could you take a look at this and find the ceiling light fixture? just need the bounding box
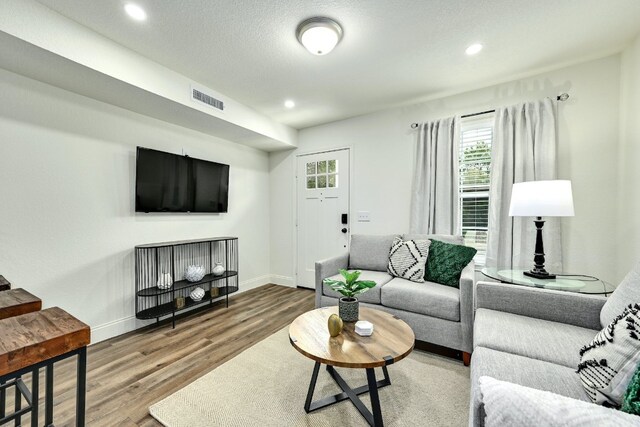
[284,100,296,109]
[296,17,343,56]
[465,43,483,55]
[124,3,147,21]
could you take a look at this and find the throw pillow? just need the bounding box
[479,376,640,427]
[577,303,640,407]
[622,362,640,415]
[424,239,476,287]
[387,238,430,283]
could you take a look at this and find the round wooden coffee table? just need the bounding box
[289,306,415,427]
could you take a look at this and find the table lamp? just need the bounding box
[509,180,574,279]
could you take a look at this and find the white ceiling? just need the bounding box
[34,0,640,129]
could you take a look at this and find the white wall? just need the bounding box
[0,69,272,342]
[270,54,624,285]
[618,35,640,278]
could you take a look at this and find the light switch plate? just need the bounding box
[357,211,370,222]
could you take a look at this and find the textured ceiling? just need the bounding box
[34,0,640,129]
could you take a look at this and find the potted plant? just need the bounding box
[323,269,376,322]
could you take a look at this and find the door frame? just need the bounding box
[293,146,353,288]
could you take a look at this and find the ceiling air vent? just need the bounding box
[191,85,224,111]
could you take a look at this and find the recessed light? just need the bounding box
[465,43,483,55]
[296,17,343,56]
[284,100,295,109]
[124,3,147,21]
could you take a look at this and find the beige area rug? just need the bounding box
[150,328,470,426]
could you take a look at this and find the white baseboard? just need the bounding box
[90,274,275,343]
[269,274,295,287]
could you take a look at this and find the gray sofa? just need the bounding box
[315,233,475,362]
[470,262,640,426]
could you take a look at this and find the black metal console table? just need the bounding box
[135,237,239,328]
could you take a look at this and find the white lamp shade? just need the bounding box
[509,180,575,217]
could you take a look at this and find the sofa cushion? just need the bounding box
[479,376,640,427]
[470,347,589,427]
[601,261,640,328]
[349,234,398,272]
[578,303,640,407]
[424,240,476,287]
[474,308,598,368]
[322,270,392,304]
[381,277,460,321]
[387,237,430,283]
[402,233,464,245]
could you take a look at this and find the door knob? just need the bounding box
[341,228,348,233]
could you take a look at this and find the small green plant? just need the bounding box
[323,269,376,300]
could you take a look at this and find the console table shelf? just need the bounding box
[135,237,238,328]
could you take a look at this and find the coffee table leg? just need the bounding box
[366,368,384,427]
[304,362,321,413]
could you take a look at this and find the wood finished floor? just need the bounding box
[26,284,315,426]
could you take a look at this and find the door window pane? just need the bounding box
[317,175,327,188]
[328,160,337,173]
[306,162,316,175]
[317,161,327,174]
[306,176,316,189]
[328,174,337,188]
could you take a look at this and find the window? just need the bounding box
[306,160,338,189]
[459,115,493,265]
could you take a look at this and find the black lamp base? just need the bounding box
[524,270,556,280]
[526,216,556,280]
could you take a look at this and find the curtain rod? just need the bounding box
[409,93,570,129]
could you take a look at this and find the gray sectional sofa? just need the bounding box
[315,233,475,361]
[470,262,640,426]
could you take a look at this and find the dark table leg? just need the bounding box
[304,362,320,412]
[45,365,54,427]
[14,377,20,427]
[366,368,384,427]
[30,369,38,427]
[76,347,87,427]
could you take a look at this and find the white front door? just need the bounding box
[296,149,350,289]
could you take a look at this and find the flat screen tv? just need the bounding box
[135,147,229,213]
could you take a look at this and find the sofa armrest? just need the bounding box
[459,261,475,354]
[314,253,349,308]
[476,281,606,330]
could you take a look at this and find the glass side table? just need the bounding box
[481,267,615,295]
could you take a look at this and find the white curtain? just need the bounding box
[485,98,562,270]
[409,116,460,235]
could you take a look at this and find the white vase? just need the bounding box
[185,265,206,282]
[157,273,173,289]
[190,287,205,301]
[212,262,226,277]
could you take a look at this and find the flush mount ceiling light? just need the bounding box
[284,100,296,109]
[124,3,147,21]
[465,43,483,55]
[296,17,343,56]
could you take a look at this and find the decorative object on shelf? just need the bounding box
[211,287,220,297]
[212,262,226,277]
[190,287,205,302]
[175,296,185,309]
[185,265,206,282]
[157,273,173,289]
[327,313,343,337]
[509,180,574,279]
[355,320,374,337]
[323,269,376,323]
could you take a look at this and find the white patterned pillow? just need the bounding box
[387,238,430,283]
[577,303,640,407]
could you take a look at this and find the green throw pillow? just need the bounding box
[424,239,476,287]
[622,363,640,415]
